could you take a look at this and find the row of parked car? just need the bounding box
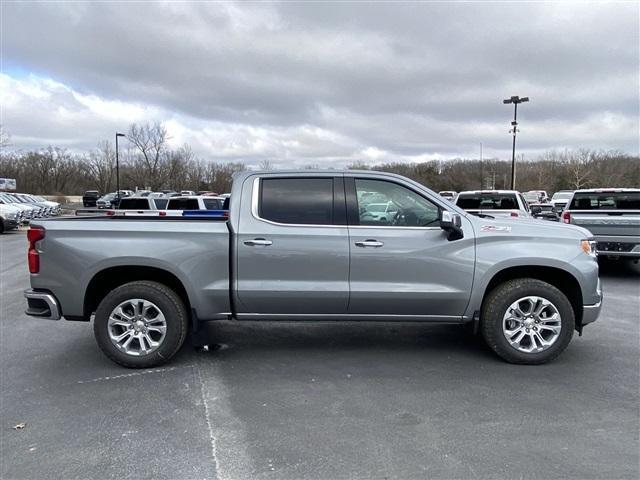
[0,193,61,233]
[437,189,577,221]
[83,190,230,209]
[78,189,230,217]
[433,188,640,260]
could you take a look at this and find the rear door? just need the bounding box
[236,175,350,316]
[346,176,475,319]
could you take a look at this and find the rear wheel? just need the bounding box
[93,281,188,368]
[0,219,4,234]
[481,278,574,364]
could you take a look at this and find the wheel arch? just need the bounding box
[84,266,191,321]
[480,266,584,329]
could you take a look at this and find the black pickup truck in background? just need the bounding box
[562,188,640,260]
[82,190,100,207]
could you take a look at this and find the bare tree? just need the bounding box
[127,122,170,189]
[0,125,10,149]
[565,149,593,189]
[86,141,116,193]
[259,159,274,170]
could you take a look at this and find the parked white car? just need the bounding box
[0,202,22,232]
[166,195,226,213]
[550,190,574,212]
[455,190,532,219]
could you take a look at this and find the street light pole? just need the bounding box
[115,132,125,196]
[503,95,529,190]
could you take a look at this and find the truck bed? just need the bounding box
[29,216,232,321]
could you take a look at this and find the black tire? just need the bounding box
[0,219,5,234]
[93,281,188,368]
[481,278,575,364]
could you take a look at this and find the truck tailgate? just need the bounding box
[571,211,640,237]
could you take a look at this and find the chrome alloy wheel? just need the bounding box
[107,299,167,356]
[502,296,562,353]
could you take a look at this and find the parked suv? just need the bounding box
[82,191,100,207]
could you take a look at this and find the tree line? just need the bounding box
[0,122,638,195]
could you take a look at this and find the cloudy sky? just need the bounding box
[2,1,638,167]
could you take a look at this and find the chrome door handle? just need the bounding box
[354,239,384,248]
[244,238,273,246]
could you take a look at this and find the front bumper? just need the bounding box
[581,278,602,326]
[24,289,61,320]
[3,218,19,229]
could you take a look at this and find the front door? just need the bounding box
[347,177,475,319]
[236,175,350,317]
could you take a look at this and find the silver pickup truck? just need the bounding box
[24,171,602,368]
[561,188,640,259]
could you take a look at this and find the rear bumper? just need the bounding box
[24,289,61,320]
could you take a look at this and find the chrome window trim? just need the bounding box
[250,176,441,230]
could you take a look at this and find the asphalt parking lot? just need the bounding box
[1,229,639,480]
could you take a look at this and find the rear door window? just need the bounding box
[259,178,333,225]
[569,192,640,210]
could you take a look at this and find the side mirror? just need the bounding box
[440,210,464,241]
[531,206,542,215]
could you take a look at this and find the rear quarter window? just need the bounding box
[570,193,640,210]
[456,193,519,210]
[167,198,200,210]
[118,198,151,210]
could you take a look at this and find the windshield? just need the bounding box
[569,192,640,210]
[456,193,519,210]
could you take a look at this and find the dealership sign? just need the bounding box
[0,178,17,190]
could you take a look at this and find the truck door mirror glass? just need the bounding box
[440,210,463,241]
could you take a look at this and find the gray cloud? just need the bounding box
[2,1,638,166]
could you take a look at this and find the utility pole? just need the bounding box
[503,95,529,190]
[115,132,126,197]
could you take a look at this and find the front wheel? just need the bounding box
[481,278,575,364]
[93,281,188,368]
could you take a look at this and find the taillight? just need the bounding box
[27,226,45,274]
[510,211,519,217]
[159,211,167,216]
[106,210,116,216]
[562,210,571,224]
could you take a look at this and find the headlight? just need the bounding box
[7,212,17,219]
[581,239,597,258]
